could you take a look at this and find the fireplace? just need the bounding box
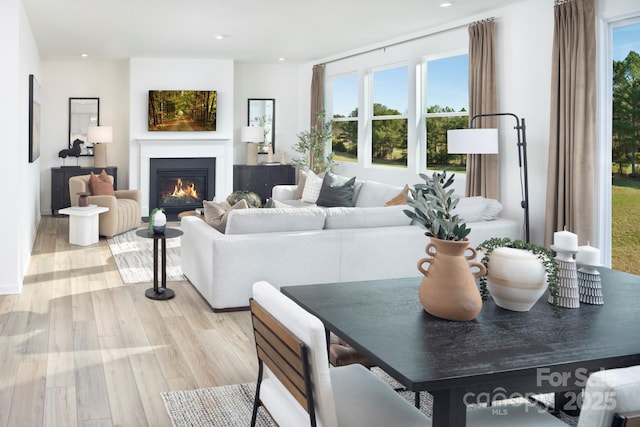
[149,157,215,220]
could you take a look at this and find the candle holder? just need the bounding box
[549,245,580,308]
[577,263,603,305]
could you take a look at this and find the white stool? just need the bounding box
[59,205,109,246]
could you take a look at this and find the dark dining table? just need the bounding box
[281,267,640,427]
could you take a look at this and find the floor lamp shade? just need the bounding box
[242,126,264,165]
[88,126,113,168]
[447,128,499,154]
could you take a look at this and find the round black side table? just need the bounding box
[135,227,183,300]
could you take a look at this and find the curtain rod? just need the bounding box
[322,17,494,66]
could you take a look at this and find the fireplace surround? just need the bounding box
[132,138,233,217]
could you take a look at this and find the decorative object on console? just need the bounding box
[477,237,559,313]
[148,208,167,234]
[58,139,83,167]
[291,110,337,174]
[242,126,264,165]
[88,125,113,168]
[279,151,286,165]
[405,171,483,321]
[448,112,530,242]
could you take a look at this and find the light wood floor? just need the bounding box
[0,216,258,426]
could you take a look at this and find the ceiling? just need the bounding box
[23,0,523,64]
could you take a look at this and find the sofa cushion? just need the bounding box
[316,173,356,207]
[293,169,308,200]
[225,207,327,234]
[452,196,503,222]
[354,181,405,207]
[324,205,412,229]
[203,199,249,233]
[301,170,324,203]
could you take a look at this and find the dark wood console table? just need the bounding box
[282,268,640,427]
[233,164,295,204]
[51,166,117,215]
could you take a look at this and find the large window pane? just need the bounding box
[373,66,408,116]
[332,75,358,162]
[425,54,469,171]
[372,118,408,167]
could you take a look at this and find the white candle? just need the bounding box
[554,229,578,251]
[577,244,600,266]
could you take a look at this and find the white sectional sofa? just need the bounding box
[180,179,521,311]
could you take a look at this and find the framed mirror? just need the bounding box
[69,97,99,156]
[248,98,275,153]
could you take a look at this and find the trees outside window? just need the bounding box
[331,75,358,162]
[372,65,408,167]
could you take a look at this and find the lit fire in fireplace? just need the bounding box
[171,178,198,199]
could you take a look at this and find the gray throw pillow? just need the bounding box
[316,173,356,207]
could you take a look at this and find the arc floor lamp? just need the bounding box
[447,113,530,243]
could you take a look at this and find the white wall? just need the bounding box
[233,63,299,165]
[40,59,130,214]
[0,0,41,294]
[293,0,554,244]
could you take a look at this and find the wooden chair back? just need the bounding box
[250,298,316,425]
[613,411,640,427]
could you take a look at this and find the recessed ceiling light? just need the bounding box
[214,34,225,40]
[440,2,453,7]
[277,57,286,62]
[81,53,88,57]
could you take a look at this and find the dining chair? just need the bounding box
[249,280,431,427]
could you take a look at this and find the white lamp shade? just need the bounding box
[241,126,264,143]
[447,128,499,154]
[87,126,113,144]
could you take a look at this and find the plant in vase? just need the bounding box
[403,171,485,321]
[290,110,337,174]
[476,237,560,314]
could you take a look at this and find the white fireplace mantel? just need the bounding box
[131,138,233,216]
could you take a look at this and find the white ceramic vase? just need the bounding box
[153,210,167,234]
[486,247,548,312]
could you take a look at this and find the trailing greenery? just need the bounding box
[291,110,337,174]
[404,171,471,241]
[147,207,165,233]
[476,237,560,314]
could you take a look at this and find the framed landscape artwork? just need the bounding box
[148,90,217,131]
[29,74,41,163]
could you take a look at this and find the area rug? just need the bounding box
[161,368,578,426]
[106,228,186,284]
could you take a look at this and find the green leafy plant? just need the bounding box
[404,171,471,241]
[291,110,337,174]
[148,207,164,233]
[476,237,560,313]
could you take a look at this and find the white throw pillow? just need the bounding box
[301,170,323,203]
[452,196,488,223]
[483,199,503,220]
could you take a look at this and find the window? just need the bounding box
[424,54,469,171]
[331,75,358,162]
[372,65,408,167]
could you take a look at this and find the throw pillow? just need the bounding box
[300,170,324,203]
[88,170,115,196]
[452,196,488,223]
[203,199,248,233]
[293,169,308,200]
[316,173,356,207]
[482,199,503,220]
[384,184,410,206]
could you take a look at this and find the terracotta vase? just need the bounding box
[417,238,486,321]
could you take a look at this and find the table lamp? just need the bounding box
[88,125,113,168]
[242,126,264,165]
